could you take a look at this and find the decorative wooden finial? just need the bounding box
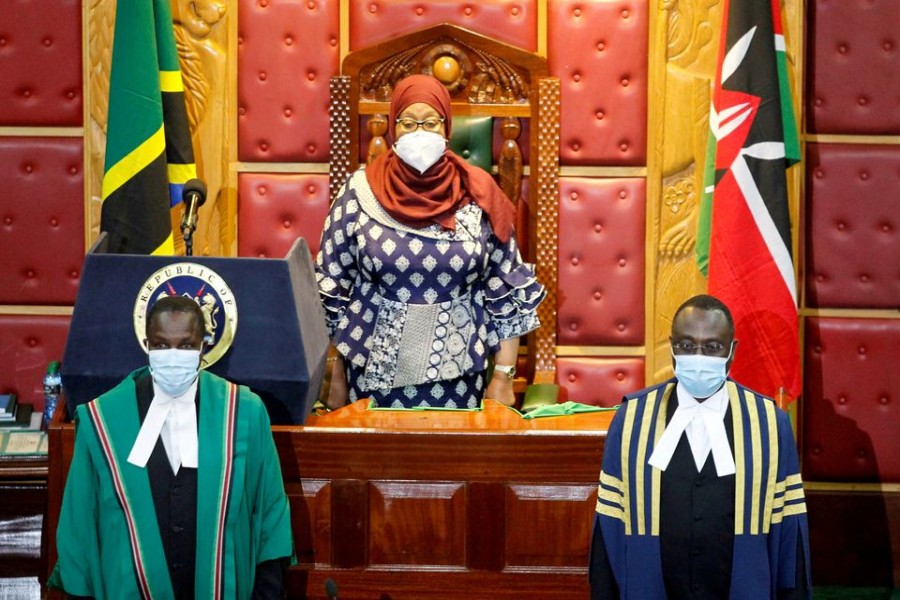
[366,114,388,164]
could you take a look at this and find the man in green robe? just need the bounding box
[50,296,293,599]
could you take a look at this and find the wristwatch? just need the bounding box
[493,364,516,380]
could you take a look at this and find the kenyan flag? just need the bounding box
[697,0,801,401]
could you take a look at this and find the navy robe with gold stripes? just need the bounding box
[590,378,811,599]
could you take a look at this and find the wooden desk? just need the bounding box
[48,400,613,599]
[0,454,47,584]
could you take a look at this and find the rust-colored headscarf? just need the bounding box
[365,74,514,242]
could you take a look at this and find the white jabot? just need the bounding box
[127,378,199,475]
[648,383,735,477]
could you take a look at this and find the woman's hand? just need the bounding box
[485,370,516,406]
[485,338,520,406]
[326,354,349,409]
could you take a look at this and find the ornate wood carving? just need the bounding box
[365,114,388,165]
[358,38,531,105]
[532,78,560,383]
[86,0,114,246]
[172,0,228,256]
[498,117,523,205]
[648,0,721,381]
[329,76,352,202]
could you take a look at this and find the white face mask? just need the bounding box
[672,345,733,399]
[393,130,447,174]
[149,349,201,397]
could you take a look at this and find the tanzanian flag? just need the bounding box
[100,0,196,255]
[697,0,801,401]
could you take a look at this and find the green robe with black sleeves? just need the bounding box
[50,368,293,599]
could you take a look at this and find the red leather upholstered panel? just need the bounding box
[0,0,82,126]
[0,138,84,305]
[548,0,648,166]
[0,314,71,410]
[237,173,330,259]
[348,0,538,52]
[238,0,339,162]
[803,318,900,482]
[557,177,645,345]
[805,143,900,308]
[557,357,644,408]
[807,0,900,134]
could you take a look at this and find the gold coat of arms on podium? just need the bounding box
[132,262,238,367]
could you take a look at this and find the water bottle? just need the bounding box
[42,361,62,431]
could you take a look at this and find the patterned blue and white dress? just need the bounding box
[316,169,546,408]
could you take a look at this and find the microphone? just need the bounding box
[180,178,207,237]
[324,578,338,599]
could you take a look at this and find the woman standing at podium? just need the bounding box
[316,74,545,409]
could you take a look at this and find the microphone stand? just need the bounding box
[182,226,195,257]
[180,178,207,257]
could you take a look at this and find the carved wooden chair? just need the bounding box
[328,23,560,387]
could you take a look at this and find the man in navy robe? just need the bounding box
[590,294,810,599]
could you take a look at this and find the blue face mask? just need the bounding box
[149,349,201,397]
[673,345,733,399]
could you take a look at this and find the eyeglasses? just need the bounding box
[396,117,445,133]
[670,341,731,355]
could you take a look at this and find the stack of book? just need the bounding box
[0,393,46,455]
[0,394,35,429]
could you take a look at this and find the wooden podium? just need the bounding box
[48,400,613,599]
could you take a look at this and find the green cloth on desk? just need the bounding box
[522,401,618,419]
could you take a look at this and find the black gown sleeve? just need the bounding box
[589,518,620,600]
[65,558,289,599]
[251,557,289,599]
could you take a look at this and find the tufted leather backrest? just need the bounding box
[805,143,900,308]
[236,0,338,261]
[553,176,645,405]
[0,2,83,126]
[803,1,900,489]
[448,116,493,173]
[347,0,538,52]
[557,177,645,345]
[0,1,84,412]
[237,173,330,259]
[556,357,644,408]
[548,0,648,166]
[238,0,339,162]
[0,138,84,305]
[804,318,900,481]
[806,0,900,134]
